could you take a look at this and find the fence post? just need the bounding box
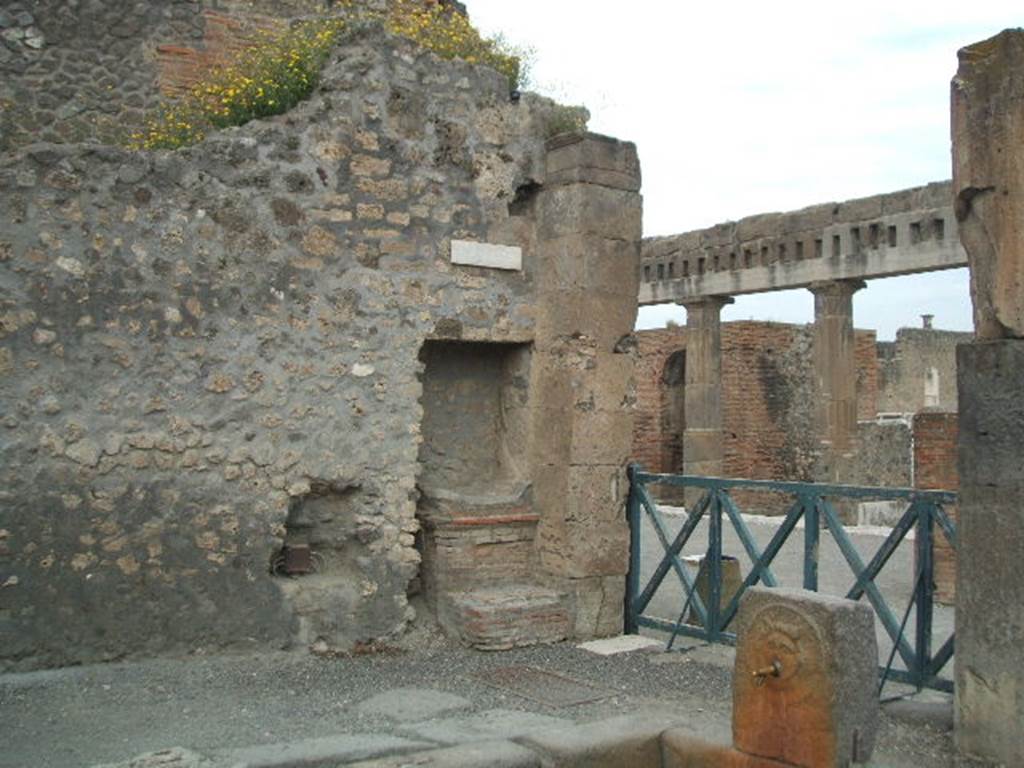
[914,501,935,688]
[804,495,820,591]
[624,464,642,634]
[708,487,723,642]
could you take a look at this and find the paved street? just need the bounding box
[0,639,972,768]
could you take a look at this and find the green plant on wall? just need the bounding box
[384,0,524,90]
[131,18,345,150]
[545,104,589,138]
[130,2,530,151]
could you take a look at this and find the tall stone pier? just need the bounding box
[681,296,732,478]
[531,133,642,638]
[952,29,1024,766]
[810,279,864,477]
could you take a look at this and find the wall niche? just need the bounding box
[416,340,532,497]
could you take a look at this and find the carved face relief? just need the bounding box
[733,600,836,766]
[746,604,826,701]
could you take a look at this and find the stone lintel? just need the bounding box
[639,233,964,305]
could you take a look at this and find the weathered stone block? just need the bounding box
[955,339,1024,765]
[836,194,884,223]
[530,406,573,468]
[348,740,541,768]
[537,235,640,297]
[732,587,879,768]
[570,410,634,465]
[581,291,640,344]
[561,519,629,578]
[952,29,1024,339]
[441,585,570,651]
[569,574,626,638]
[956,340,1024,490]
[532,290,584,339]
[517,713,679,768]
[544,132,641,192]
[579,351,635,413]
[661,730,791,768]
[537,185,643,242]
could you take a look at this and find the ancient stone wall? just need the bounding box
[0,0,437,152]
[632,321,878,511]
[631,321,972,508]
[720,322,820,486]
[0,21,638,670]
[1,0,189,150]
[833,419,912,488]
[876,327,971,414]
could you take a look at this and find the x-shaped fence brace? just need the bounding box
[625,466,958,694]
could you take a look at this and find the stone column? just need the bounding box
[810,280,865,476]
[680,296,733,477]
[530,132,642,639]
[952,30,1024,766]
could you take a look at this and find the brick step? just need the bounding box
[418,484,540,588]
[439,584,571,651]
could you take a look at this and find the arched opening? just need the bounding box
[660,349,686,474]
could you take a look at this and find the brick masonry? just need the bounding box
[913,411,959,604]
[633,322,878,504]
[0,0,440,152]
[633,321,964,514]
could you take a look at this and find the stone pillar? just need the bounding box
[530,132,641,639]
[810,280,865,477]
[680,295,732,478]
[951,29,1024,766]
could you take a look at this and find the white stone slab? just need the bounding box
[451,239,522,271]
[576,634,662,656]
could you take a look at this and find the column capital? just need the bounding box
[808,279,867,299]
[677,295,735,313]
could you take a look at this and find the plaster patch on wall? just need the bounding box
[450,240,522,271]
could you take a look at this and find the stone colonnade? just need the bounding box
[678,279,865,478]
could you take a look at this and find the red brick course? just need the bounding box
[912,412,959,604]
[631,325,688,474]
[156,11,284,98]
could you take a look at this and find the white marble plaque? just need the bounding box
[450,239,522,271]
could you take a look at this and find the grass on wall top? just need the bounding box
[130,1,526,150]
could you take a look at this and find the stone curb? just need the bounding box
[99,715,695,768]
[333,715,689,768]
[91,715,906,768]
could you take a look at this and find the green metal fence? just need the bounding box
[625,466,958,693]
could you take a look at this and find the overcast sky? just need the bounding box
[467,1,1021,339]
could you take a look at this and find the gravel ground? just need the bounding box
[0,634,997,768]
